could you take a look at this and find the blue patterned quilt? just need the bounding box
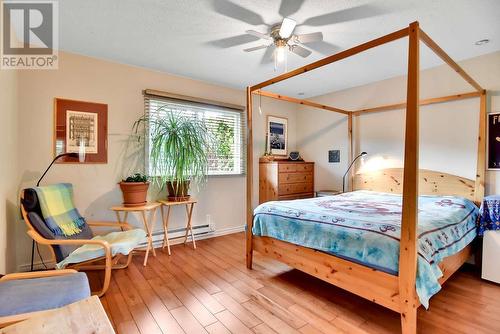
[252,190,478,308]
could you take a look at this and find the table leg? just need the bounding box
[184,203,196,249]
[161,205,172,255]
[140,210,156,266]
[149,209,157,257]
[114,211,127,231]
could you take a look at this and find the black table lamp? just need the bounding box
[342,152,367,193]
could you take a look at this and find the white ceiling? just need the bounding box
[60,0,500,98]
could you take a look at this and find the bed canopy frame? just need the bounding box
[245,22,486,334]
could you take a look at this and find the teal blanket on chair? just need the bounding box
[34,183,86,236]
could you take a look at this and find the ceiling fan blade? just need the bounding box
[305,41,339,55]
[302,4,385,26]
[290,45,312,58]
[246,30,271,40]
[213,0,266,25]
[295,32,323,44]
[261,44,276,64]
[244,44,270,52]
[208,34,260,48]
[279,0,305,18]
[279,17,297,38]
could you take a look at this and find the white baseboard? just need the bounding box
[17,224,245,272]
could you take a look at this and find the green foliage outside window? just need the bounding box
[213,120,234,171]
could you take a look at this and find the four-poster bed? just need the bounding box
[245,21,486,334]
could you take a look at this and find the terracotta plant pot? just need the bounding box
[119,182,149,207]
[166,180,190,202]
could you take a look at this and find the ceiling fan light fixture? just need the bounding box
[276,45,286,62]
[279,18,296,39]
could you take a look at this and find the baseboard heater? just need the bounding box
[138,224,213,248]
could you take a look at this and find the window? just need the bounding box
[144,92,246,176]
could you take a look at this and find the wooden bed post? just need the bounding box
[474,90,487,204]
[399,21,420,334]
[348,113,353,190]
[246,86,254,269]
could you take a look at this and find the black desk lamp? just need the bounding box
[342,152,367,193]
[30,152,81,271]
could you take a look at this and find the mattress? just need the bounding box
[252,190,478,308]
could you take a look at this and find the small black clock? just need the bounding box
[289,151,301,161]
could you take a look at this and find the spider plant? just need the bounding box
[133,107,211,200]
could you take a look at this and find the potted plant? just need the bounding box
[119,173,150,207]
[134,109,210,201]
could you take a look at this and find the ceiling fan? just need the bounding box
[243,17,322,68]
[209,0,389,69]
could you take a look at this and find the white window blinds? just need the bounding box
[144,92,246,176]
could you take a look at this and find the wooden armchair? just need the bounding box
[20,189,145,296]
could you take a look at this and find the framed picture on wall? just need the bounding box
[488,112,500,170]
[267,115,288,156]
[54,98,108,163]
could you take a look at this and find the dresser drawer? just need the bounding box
[278,164,297,173]
[278,193,314,201]
[279,182,314,195]
[279,172,313,184]
[295,164,313,172]
[278,163,314,173]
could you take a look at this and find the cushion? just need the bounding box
[23,188,94,262]
[0,272,90,317]
[56,229,147,269]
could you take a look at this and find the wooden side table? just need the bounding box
[158,199,197,255]
[316,190,342,197]
[110,202,160,266]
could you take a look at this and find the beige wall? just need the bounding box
[12,51,297,271]
[252,97,298,206]
[297,51,500,195]
[6,48,497,271]
[0,69,19,274]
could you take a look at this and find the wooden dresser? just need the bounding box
[259,160,314,204]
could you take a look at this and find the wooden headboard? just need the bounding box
[353,168,475,201]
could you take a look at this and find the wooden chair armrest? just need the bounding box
[27,230,111,250]
[0,269,77,282]
[87,221,132,230]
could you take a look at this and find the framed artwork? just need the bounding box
[54,98,108,163]
[267,115,288,156]
[487,112,500,170]
[488,112,500,170]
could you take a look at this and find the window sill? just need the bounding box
[207,173,246,178]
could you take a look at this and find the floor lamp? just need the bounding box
[31,150,84,271]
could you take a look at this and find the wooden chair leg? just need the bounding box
[96,243,112,297]
[113,252,134,269]
[400,307,417,334]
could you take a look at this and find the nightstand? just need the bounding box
[316,190,342,197]
[478,195,500,283]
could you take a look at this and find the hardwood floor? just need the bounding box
[88,233,500,334]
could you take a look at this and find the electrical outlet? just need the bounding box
[329,150,340,163]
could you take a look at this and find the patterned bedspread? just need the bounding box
[252,190,478,308]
